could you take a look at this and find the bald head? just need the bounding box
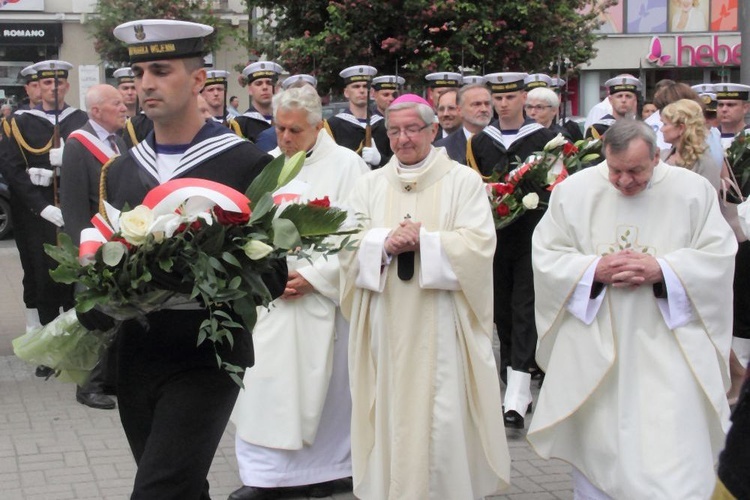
[86,84,128,133]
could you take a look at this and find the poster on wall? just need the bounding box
[0,0,45,11]
[710,0,738,31]
[669,0,710,32]
[627,0,668,33]
[593,0,624,34]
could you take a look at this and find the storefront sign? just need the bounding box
[0,0,45,11]
[676,35,741,67]
[645,35,741,68]
[0,23,62,45]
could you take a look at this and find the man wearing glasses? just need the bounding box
[341,93,510,499]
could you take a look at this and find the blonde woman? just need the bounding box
[661,98,721,190]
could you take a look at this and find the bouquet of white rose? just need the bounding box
[13,152,358,385]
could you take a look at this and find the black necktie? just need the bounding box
[398,251,415,281]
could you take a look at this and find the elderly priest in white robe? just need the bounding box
[341,94,510,500]
[229,86,369,500]
[528,119,737,499]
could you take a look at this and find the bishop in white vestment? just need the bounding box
[341,94,510,500]
[528,120,737,499]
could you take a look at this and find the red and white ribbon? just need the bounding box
[79,178,251,261]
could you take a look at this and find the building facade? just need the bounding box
[0,0,254,109]
[576,0,740,115]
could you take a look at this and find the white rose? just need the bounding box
[543,133,566,151]
[243,240,274,260]
[522,192,539,210]
[119,205,154,245]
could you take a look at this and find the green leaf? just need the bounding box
[233,296,258,332]
[272,218,302,249]
[277,205,348,238]
[276,151,306,188]
[222,251,242,268]
[248,192,275,224]
[49,266,79,284]
[101,242,127,266]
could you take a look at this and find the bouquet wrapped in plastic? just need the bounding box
[14,152,358,385]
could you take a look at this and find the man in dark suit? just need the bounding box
[102,19,285,499]
[60,84,128,410]
[434,83,492,165]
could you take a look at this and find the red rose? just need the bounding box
[562,142,579,157]
[496,203,510,217]
[308,196,331,208]
[214,205,251,225]
[494,183,514,196]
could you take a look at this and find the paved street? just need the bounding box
[0,238,573,499]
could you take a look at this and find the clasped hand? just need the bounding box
[594,250,663,288]
[281,270,314,300]
[384,219,421,255]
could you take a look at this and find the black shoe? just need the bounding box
[227,486,281,500]
[503,410,525,429]
[35,365,55,379]
[76,392,116,410]
[307,480,336,498]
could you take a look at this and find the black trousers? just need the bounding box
[494,213,541,379]
[733,241,750,339]
[10,195,37,309]
[11,196,73,324]
[717,372,750,498]
[77,333,119,395]
[117,310,249,500]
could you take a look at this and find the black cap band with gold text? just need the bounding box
[343,74,373,85]
[429,79,460,88]
[716,90,750,101]
[24,74,38,83]
[204,77,227,87]
[608,84,639,95]
[373,82,398,91]
[127,37,205,63]
[117,76,135,84]
[37,70,69,79]
[490,81,524,93]
[525,80,549,90]
[246,70,277,83]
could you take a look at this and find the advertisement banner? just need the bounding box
[0,0,45,11]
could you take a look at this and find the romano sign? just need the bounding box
[0,23,63,45]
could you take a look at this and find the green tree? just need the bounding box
[244,0,616,94]
[87,0,224,65]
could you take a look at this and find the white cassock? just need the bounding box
[528,161,737,499]
[340,147,511,500]
[230,130,369,487]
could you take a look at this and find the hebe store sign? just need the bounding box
[647,35,741,68]
[678,36,741,66]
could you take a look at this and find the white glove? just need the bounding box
[362,146,382,167]
[28,167,55,187]
[40,205,64,227]
[48,138,64,167]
